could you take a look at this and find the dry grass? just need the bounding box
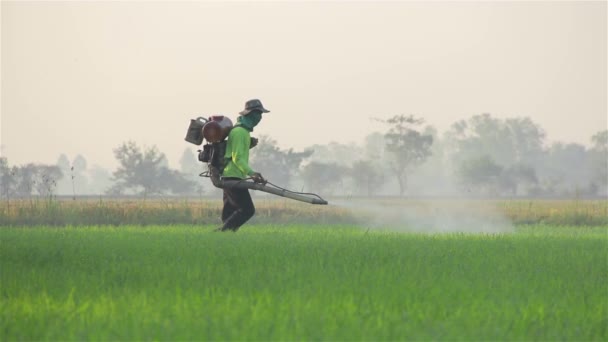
[0,197,606,226]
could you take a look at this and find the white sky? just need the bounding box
[1,1,606,169]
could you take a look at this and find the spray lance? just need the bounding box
[184,116,328,205]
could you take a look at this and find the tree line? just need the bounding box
[1,113,606,198]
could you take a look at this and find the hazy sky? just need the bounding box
[1,1,606,169]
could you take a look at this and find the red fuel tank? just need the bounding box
[202,116,233,143]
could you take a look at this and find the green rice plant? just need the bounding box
[1,225,606,340]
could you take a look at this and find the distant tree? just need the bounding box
[591,130,608,151]
[179,148,205,195]
[408,125,452,196]
[73,154,87,171]
[0,160,63,198]
[300,161,347,195]
[539,142,591,195]
[55,154,72,195]
[363,132,386,162]
[13,164,37,197]
[306,141,363,167]
[349,160,384,197]
[381,115,433,196]
[109,141,164,195]
[158,168,199,195]
[0,157,16,199]
[71,154,89,194]
[33,165,63,197]
[458,155,503,195]
[108,141,196,196]
[504,117,546,165]
[501,163,538,196]
[444,113,550,196]
[87,165,113,195]
[251,135,313,187]
[589,130,608,195]
[57,154,70,170]
[445,114,545,167]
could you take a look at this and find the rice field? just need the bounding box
[1,223,607,340]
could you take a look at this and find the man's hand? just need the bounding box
[250,137,259,149]
[251,172,266,184]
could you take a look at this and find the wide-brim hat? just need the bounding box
[239,99,270,116]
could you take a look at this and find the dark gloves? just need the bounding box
[250,137,259,149]
[251,172,266,184]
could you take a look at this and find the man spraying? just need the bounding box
[216,99,269,232]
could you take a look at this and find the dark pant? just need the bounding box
[221,178,255,231]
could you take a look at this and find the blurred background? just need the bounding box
[1,1,606,198]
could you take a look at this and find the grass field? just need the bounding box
[1,224,606,340]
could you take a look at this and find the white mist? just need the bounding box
[332,198,514,234]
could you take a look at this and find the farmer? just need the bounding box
[216,99,269,232]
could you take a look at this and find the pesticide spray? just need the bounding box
[332,197,514,234]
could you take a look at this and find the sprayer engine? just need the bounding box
[185,115,233,146]
[184,115,232,188]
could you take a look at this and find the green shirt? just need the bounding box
[222,126,255,179]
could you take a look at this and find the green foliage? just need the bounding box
[350,160,384,196]
[300,162,348,195]
[1,225,606,340]
[445,114,548,196]
[382,115,433,196]
[0,158,63,198]
[109,141,196,196]
[590,130,608,192]
[459,155,503,192]
[446,114,545,167]
[251,135,313,188]
[591,130,608,151]
[541,142,593,195]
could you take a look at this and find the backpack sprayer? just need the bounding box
[184,116,328,205]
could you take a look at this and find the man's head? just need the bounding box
[237,99,269,131]
[239,99,270,116]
